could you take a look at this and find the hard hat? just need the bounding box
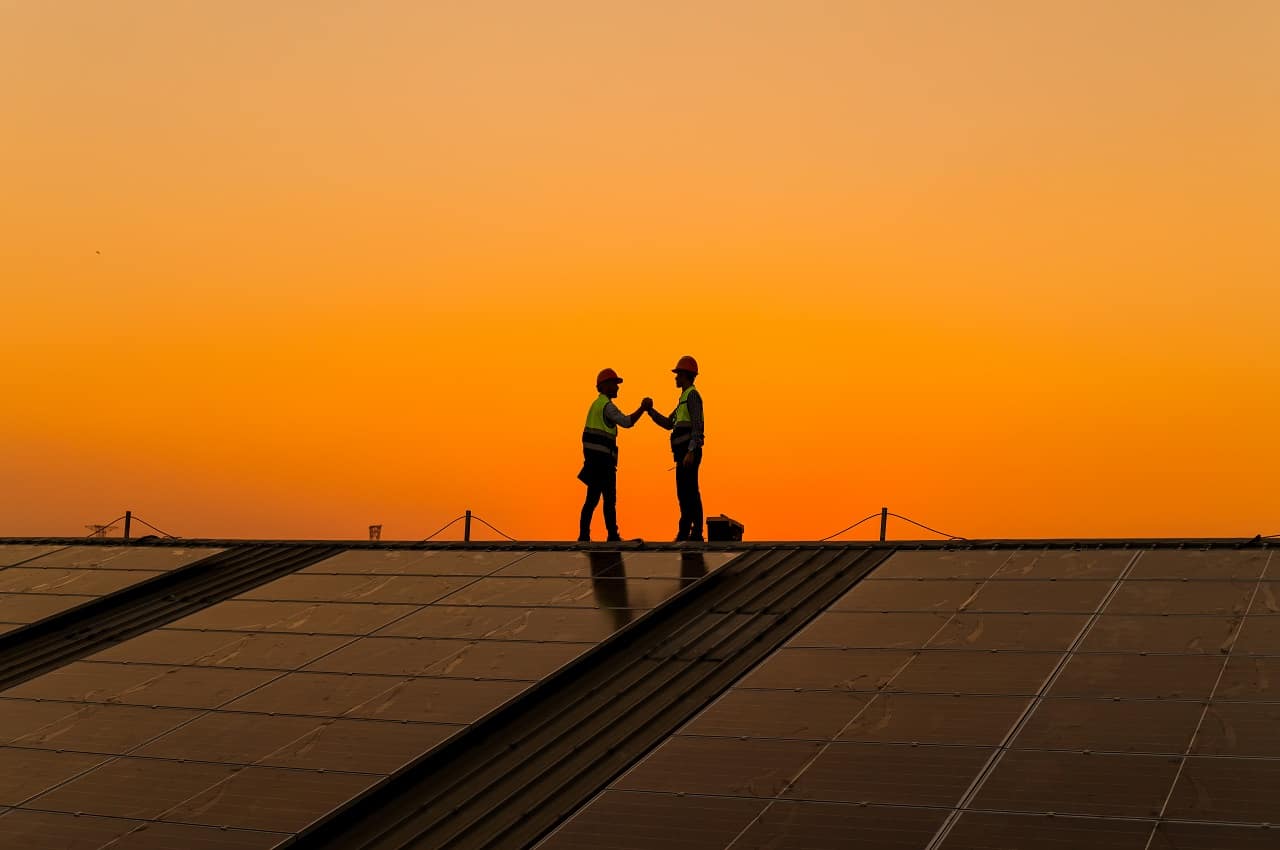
[596,368,623,384]
[671,355,699,375]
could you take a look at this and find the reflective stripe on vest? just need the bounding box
[583,394,618,457]
[671,386,696,448]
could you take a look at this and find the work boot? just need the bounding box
[606,531,623,543]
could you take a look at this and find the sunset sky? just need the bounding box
[3,1,1277,541]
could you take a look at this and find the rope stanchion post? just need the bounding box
[123,511,132,542]
[464,510,472,543]
[879,507,888,542]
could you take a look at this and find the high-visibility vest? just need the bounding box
[671,386,699,451]
[582,394,618,461]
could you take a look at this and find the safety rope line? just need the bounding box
[888,511,966,540]
[418,515,467,543]
[820,510,966,541]
[129,516,178,538]
[470,514,518,542]
[818,512,882,542]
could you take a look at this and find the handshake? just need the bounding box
[639,397,655,412]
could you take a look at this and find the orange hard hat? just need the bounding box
[596,368,623,385]
[671,355,699,375]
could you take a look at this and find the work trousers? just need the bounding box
[674,448,703,541]
[579,465,618,540]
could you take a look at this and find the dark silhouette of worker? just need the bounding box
[646,356,705,542]
[579,368,652,542]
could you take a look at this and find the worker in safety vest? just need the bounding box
[645,355,705,542]
[579,368,652,542]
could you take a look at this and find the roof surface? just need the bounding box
[0,538,1275,849]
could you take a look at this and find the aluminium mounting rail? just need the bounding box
[290,544,896,850]
[0,543,343,691]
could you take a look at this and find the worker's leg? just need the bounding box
[686,449,703,541]
[676,449,703,541]
[673,457,688,541]
[602,469,619,540]
[579,482,602,541]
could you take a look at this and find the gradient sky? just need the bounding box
[3,1,1278,541]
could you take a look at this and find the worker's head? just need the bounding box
[671,355,698,388]
[596,368,623,398]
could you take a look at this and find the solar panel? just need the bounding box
[1104,580,1255,615]
[536,791,767,850]
[924,612,1087,651]
[0,546,222,633]
[540,546,1280,850]
[992,549,1134,579]
[375,604,631,642]
[963,579,1112,612]
[0,701,202,752]
[1080,614,1241,653]
[614,736,823,797]
[940,811,1154,849]
[790,612,952,648]
[1191,702,1280,756]
[870,549,1014,579]
[831,579,986,612]
[169,600,421,634]
[299,548,526,576]
[236,573,475,604]
[836,693,1032,746]
[972,750,1179,817]
[739,648,915,690]
[1048,653,1223,699]
[496,551,737,578]
[1012,697,1203,753]
[0,545,65,567]
[729,800,948,850]
[783,742,993,806]
[1150,821,1280,849]
[0,546,738,843]
[680,689,870,740]
[0,808,286,850]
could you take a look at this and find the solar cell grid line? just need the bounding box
[918,547,1146,849]
[1138,550,1277,850]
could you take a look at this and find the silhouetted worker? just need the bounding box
[647,355,705,542]
[579,368,652,542]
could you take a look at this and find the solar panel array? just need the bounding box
[0,545,222,636]
[0,548,733,849]
[539,547,1280,850]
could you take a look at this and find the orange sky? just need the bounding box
[3,1,1278,541]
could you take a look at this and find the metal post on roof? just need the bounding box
[123,511,132,542]
[464,510,472,543]
[879,507,888,542]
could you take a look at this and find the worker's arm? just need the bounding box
[605,400,650,429]
[686,390,704,452]
[647,406,675,430]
